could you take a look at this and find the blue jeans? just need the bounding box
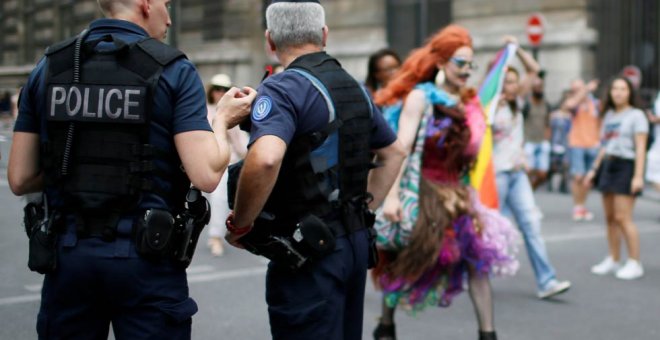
[524,141,551,171]
[569,147,599,176]
[496,170,557,291]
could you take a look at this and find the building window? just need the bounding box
[202,0,225,41]
[386,0,452,58]
[591,0,660,98]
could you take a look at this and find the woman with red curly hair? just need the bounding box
[371,25,519,340]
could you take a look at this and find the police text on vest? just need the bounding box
[47,84,147,123]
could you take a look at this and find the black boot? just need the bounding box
[373,322,396,340]
[479,331,497,340]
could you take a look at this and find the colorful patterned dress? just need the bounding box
[374,82,520,312]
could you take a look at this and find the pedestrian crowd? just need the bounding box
[4,0,660,339]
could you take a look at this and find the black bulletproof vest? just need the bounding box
[43,33,189,217]
[261,52,373,231]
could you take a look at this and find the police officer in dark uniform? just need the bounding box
[7,0,256,338]
[225,1,406,339]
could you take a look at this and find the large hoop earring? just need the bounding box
[435,69,445,87]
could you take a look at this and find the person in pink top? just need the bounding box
[562,79,601,221]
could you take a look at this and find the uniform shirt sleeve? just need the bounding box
[14,58,47,134]
[369,104,397,149]
[249,72,395,150]
[248,73,302,146]
[166,60,211,134]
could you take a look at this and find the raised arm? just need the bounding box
[503,36,541,97]
[562,80,598,111]
[175,87,256,193]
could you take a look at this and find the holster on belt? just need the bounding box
[24,202,62,274]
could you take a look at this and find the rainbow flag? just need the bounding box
[469,44,517,209]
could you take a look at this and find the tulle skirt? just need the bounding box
[374,181,520,313]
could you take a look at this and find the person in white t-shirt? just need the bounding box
[585,77,649,280]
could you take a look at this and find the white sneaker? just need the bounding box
[537,279,571,299]
[615,259,644,280]
[591,256,620,275]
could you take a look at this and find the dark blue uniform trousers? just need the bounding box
[37,238,197,339]
[266,228,370,340]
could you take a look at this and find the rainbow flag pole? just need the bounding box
[469,44,518,209]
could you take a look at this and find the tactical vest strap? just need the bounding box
[137,38,186,65]
[288,52,373,203]
[45,36,78,56]
[260,52,373,229]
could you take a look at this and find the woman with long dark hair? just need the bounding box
[586,77,648,280]
[365,49,402,98]
[371,25,519,340]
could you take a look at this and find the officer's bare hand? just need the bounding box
[215,87,257,129]
[225,231,246,249]
[224,211,253,249]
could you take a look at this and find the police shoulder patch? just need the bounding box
[252,96,273,121]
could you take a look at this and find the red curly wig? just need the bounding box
[375,24,473,106]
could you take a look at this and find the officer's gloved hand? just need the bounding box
[224,211,253,249]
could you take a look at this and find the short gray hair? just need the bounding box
[266,2,325,51]
[97,0,135,16]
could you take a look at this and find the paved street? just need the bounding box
[1,129,659,340]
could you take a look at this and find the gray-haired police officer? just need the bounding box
[226,1,406,339]
[8,0,255,338]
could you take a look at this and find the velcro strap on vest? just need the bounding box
[75,212,121,241]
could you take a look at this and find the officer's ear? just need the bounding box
[265,30,276,53]
[322,26,328,48]
[137,0,150,18]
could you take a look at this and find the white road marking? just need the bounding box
[545,225,660,243]
[0,294,41,306]
[3,226,660,307]
[187,266,266,284]
[23,284,42,293]
[0,266,267,307]
[186,264,215,274]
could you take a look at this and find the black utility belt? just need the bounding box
[241,215,347,272]
[240,209,377,272]
[72,207,208,269]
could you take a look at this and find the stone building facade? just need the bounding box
[0,0,657,105]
